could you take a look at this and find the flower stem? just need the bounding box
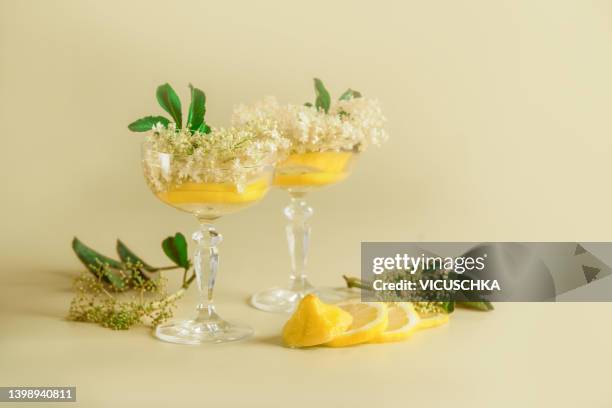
[150,288,186,309]
[181,271,196,289]
[157,265,183,271]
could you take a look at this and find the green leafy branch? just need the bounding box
[342,275,494,313]
[305,78,362,113]
[128,83,211,134]
[69,233,196,330]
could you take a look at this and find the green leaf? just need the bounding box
[441,301,455,313]
[339,88,362,101]
[313,78,331,113]
[162,233,190,269]
[127,116,170,132]
[187,84,206,131]
[457,301,494,311]
[198,122,211,134]
[101,272,125,291]
[342,275,370,290]
[116,239,157,272]
[72,237,125,290]
[156,83,182,129]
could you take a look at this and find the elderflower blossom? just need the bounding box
[232,95,388,154]
[142,119,288,192]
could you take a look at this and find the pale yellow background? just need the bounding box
[1,0,612,407]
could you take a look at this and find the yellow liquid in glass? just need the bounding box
[274,152,353,192]
[156,178,269,219]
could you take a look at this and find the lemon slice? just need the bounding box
[417,311,450,329]
[325,301,388,347]
[282,294,353,348]
[370,303,420,343]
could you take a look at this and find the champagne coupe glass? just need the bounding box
[142,141,274,344]
[251,149,358,312]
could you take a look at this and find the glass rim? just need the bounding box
[141,142,277,170]
[288,144,361,154]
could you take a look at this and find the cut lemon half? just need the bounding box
[282,294,353,348]
[325,301,388,347]
[417,311,450,329]
[370,303,420,343]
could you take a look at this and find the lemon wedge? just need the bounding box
[325,301,388,347]
[417,311,450,329]
[370,303,420,343]
[282,294,353,348]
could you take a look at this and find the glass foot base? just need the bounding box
[250,286,361,313]
[155,318,253,345]
[250,287,304,313]
[316,287,361,303]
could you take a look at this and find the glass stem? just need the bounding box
[284,194,314,295]
[193,223,223,321]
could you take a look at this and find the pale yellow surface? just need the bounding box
[1,0,612,407]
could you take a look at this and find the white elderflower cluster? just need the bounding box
[143,120,288,192]
[232,96,388,154]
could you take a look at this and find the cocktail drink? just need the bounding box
[273,151,354,191]
[238,79,389,313]
[250,150,357,312]
[143,143,274,343]
[131,83,285,341]
[156,178,270,218]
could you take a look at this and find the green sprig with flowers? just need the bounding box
[69,234,195,330]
